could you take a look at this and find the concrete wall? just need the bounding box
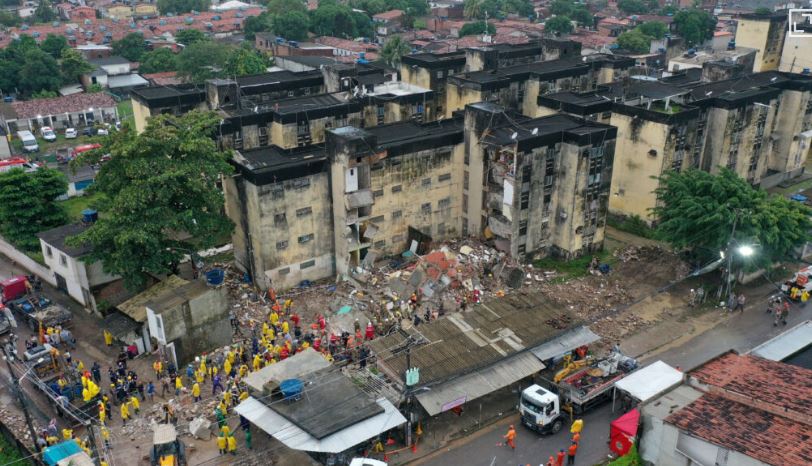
[131,98,151,134]
[40,240,92,308]
[735,18,786,72]
[608,113,668,222]
[0,236,55,286]
[159,286,232,365]
[780,32,812,73]
[771,89,812,173]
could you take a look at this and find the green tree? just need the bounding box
[545,15,573,35]
[0,168,68,252]
[658,5,677,15]
[68,111,234,290]
[33,0,56,22]
[570,7,593,27]
[503,0,534,18]
[176,41,231,83]
[60,47,94,84]
[244,12,273,41]
[653,168,812,269]
[86,83,104,93]
[617,29,652,53]
[0,10,21,27]
[549,0,572,16]
[381,36,411,67]
[0,55,20,94]
[112,33,147,62]
[617,0,653,14]
[31,89,59,99]
[41,34,68,58]
[266,0,307,16]
[309,3,359,38]
[754,7,772,15]
[673,8,716,46]
[272,11,310,41]
[139,47,178,73]
[464,0,483,19]
[352,11,373,38]
[174,29,208,45]
[637,21,668,39]
[19,49,61,95]
[157,0,210,14]
[223,47,267,76]
[459,21,496,36]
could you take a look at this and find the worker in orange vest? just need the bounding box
[503,425,516,450]
[572,431,580,444]
[556,449,565,466]
[567,442,578,465]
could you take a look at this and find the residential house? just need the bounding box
[83,56,148,94]
[639,351,812,466]
[734,11,788,72]
[780,17,812,73]
[36,222,122,313]
[114,275,186,357]
[314,36,380,62]
[372,9,404,42]
[145,279,230,367]
[0,92,118,133]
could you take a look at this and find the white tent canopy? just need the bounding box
[614,360,683,404]
[235,397,406,453]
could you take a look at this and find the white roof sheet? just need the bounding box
[415,351,545,416]
[235,396,406,453]
[107,74,149,88]
[243,348,331,393]
[749,320,812,361]
[212,0,250,10]
[614,360,683,403]
[530,326,600,361]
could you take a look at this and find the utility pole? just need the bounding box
[1,346,39,455]
[84,420,101,466]
[723,210,740,301]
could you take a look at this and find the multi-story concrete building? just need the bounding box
[734,11,788,72]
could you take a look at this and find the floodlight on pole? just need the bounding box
[737,245,755,257]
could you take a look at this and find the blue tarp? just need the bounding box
[42,440,82,465]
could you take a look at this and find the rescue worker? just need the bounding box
[101,425,111,448]
[556,449,565,466]
[104,330,113,346]
[245,429,252,450]
[175,375,184,395]
[567,442,578,465]
[227,434,237,455]
[192,382,201,402]
[503,425,516,450]
[120,402,129,425]
[130,395,140,415]
[217,434,227,455]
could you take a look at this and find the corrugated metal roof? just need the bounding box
[415,351,544,416]
[243,348,330,393]
[531,326,600,361]
[116,275,188,322]
[748,320,812,361]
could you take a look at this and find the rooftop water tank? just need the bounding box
[81,209,98,224]
[280,379,304,401]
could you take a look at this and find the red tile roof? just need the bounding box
[314,36,379,53]
[142,71,181,86]
[688,351,812,422]
[373,9,403,21]
[11,93,116,119]
[667,393,812,466]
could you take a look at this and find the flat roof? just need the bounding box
[236,69,323,88]
[243,348,331,393]
[231,144,327,186]
[145,279,211,314]
[116,275,188,322]
[362,116,463,156]
[749,321,812,362]
[264,368,384,439]
[485,112,617,148]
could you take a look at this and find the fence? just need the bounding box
[0,235,55,286]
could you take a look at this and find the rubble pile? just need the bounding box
[0,408,41,441]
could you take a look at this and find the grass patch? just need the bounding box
[533,250,616,281]
[117,99,133,122]
[27,250,45,265]
[59,191,105,222]
[0,434,29,465]
[607,214,657,239]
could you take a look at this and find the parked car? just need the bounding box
[82,127,94,137]
[39,126,57,142]
[97,127,109,136]
[65,128,77,139]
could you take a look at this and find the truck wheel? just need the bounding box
[551,419,563,434]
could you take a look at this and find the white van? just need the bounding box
[17,130,38,153]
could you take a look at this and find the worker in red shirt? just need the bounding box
[503,425,516,450]
[546,455,555,466]
[556,449,565,466]
[567,442,578,465]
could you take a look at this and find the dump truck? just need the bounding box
[18,302,72,332]
[519,351,637,434]
[151,424,186,466]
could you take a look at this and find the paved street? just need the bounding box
[414,283,812,466]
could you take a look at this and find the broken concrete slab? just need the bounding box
[189,417,211,440]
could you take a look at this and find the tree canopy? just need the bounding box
[157,0,210,15]
[459,21,496,36]
[41,34,68,59]
[463,0,533,20]
[243,12,273,41]
[59,48,94,85]
[616,21,667,53]
[33,0,57,22]
[112,33,147,62]
[272,11,310,41]
[617,0,658,14]
[653,168,812,269]
[139,47,178,74]
[69,112,234,290]
[223,46,268,76]
[175,41,232,83]
[174,29,208,46]
[673,8,716,46]
[19,48,62,95]
[381,36,412,67]
[0,168,67,252]
[309,1,366,38]
[545,16,573,36]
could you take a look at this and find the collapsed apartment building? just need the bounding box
[127,41,812,289]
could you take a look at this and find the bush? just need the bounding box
[608,214,656,239]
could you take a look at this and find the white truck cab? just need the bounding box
[519,384,563,434]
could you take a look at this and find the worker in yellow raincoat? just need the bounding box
[120,402,130,425]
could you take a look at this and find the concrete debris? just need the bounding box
[188,417,211,440]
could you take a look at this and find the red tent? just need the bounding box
[609,408,640,457]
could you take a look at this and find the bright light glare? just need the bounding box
[738,245,755,257]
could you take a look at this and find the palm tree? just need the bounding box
[464,0,483,20]
[381,36,411,68]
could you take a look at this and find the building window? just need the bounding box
[520,192,530,210]
[292,178,310,190]
[438,197,451,208]
[517,244,526,255]
[300,259,315,269]
[298,233,314,244]
[391,184,402,193]
[278,267,290,275]
[392,210,402,219]
[519,220,528,236]
[60,254,67,266]
[296,207,313,217]
[437,223,445,235]
[259,126,269,146]
[46,246,52,257]
[276,241,288,250]
[438,173,451,182]
[370,215,384,223]
[422,178,431,187]
[274,213,287,227]
[272,187,284,200]
[374,240,386,248]
[421,203,431,214]
[373,189,384,198]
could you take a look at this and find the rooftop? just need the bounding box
[266,367,384,439]
[369,291,581,387]
[235,69,324,88]
[669,47,756,66]
[116,275,188,322]
[145,279,211,314]
[37,223,92,257]
[89,56,130,66]
[372,9,404,21]
[9,93,116,120]
[363,116,463,151]
[485,112,616,147]
[233,144,327,173]
[366,80,432,97]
